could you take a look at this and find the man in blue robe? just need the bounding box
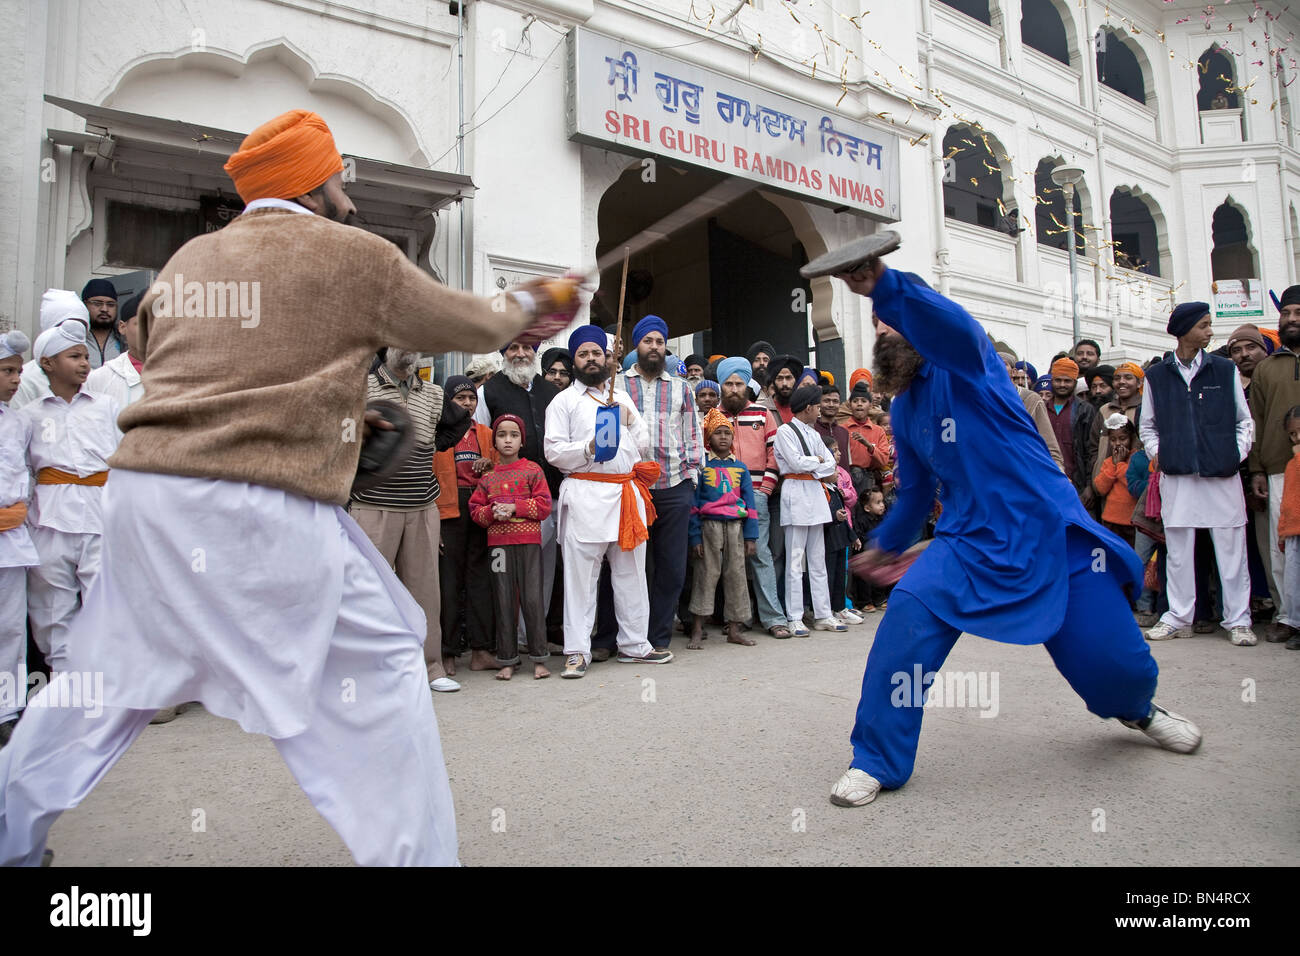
[828,260,1203,808]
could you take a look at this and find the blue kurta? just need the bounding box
[869,268,1142,645]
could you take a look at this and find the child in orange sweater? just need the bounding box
[1277,406,1300,649]
[1092,414,1139,548]
[468,414,553,680]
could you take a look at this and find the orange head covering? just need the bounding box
[1261,327,1282,351]
[1116,360,1145,383]
[223,110,345,203]
[849,367,872,390]
[702,407,733,444]
[1050,357,1080,379]
[708,353,725,364]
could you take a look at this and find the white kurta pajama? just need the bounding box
[773,417,836,623]
[0,470,459,866]
[0,404,38,724]
[544,381,655,664]
[1139,351,1255,630]
[17,383,121,674]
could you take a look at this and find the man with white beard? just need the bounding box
[351,346,470,692]
[475,342,563,647]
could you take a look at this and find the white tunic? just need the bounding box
[86,351,144,410]
[16,386,121,535]
[774,416,835,526]
[0,403,37,569]
[1138,350,1253,529]
[544,380,649,544]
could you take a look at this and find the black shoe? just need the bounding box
[616,649,674,664]
[1287,633,1300,650]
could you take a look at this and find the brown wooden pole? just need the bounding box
[607,246,630,406]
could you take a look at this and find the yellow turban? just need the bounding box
[224,110,345,203]
[1116,361,1145,382]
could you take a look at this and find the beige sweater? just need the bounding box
[110,208,530,504]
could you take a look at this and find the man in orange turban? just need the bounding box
[224,109,351,219]
[1044,355,1097,492]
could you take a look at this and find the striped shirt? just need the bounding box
[350,366,444,511]
[623,366,703,489]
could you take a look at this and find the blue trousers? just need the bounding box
[849,527,1159,789]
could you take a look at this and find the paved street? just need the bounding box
[45,616,1300,866]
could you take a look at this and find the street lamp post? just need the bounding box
[1050,164,1086,347]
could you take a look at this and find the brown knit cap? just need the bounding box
[1226,324,1266,351]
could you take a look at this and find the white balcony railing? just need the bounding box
[947,219,1018,280]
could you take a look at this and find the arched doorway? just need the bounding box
[1021,0,1075,66]
[1034,158,1086,254]
[592,161,820,373]
[943,123,1016,234]
[1109,187,1167,277]
[1210,199,1258,281]
[1096,28,1150,105]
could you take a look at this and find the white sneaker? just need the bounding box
[830,768,883,807]
[813,617,848,632]
[429,677,461,693]
[1121,704,1202,754]
[1229,626,1257,646]
[789,619,810,637]
[837,609,864,625]
[1145,622,1189,641]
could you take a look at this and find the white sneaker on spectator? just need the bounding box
[830,768,882,807]
[837,609,864,625]
[789,619,810,637]
[429,677,461,693]
[813,618,848,632]
[1120,704,1202,754]
[1229,626,1257,646]
[1145,622,1189,641]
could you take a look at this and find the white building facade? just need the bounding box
[2,0,1297,380]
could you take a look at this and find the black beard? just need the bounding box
[774,385,793,405]
[90,316,115,330]
[1281,325,1300,350]
[639,353,665,376]
[872,335,923,396]
[576,365,608,387]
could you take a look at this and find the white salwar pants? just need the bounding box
[0,470,458,866]
[1161,525,1252,630]
[784,524,831,623]
[1269,473,1293,626]
[0,567,26,723]
[561,536,654,664]
[26,527,101,675]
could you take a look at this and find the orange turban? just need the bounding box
[1116,361,1145,382]
[1050,357,1080,379]
[708,353,725,364]
[224,110,345,203]
[702,407,733,443]
[850,368,872,389]
[1261,327,1281,351]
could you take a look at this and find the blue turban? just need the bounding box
[798,366,820,387]
[1032,374,1053,393]
[622,352,637,371]
[1167,302,1210,338]
[632,314,669,345]
[567,324,607,357]
[716,356,751,386]
[674,358,688,376]
[443,375,475,398]
[695,379,720,395]
[1013,360,1037,380]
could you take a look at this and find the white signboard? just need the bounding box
[1212,278,1265,320]
[568,29,901,221]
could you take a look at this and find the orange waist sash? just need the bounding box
[568,462,661,551]
[0,502,26,532]
[37,468,108,486]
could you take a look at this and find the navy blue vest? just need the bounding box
[1145,352,1241,478]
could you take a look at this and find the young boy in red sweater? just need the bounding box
[469,414,553,680]
[1091,413,1139,548]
